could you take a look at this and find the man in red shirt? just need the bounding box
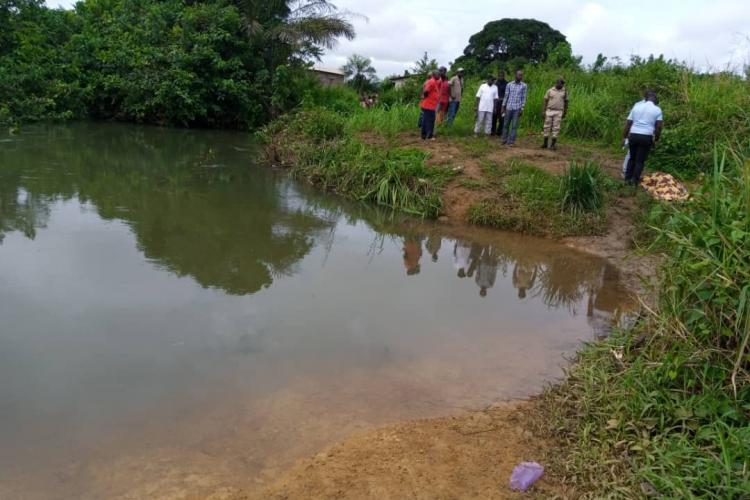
[436,67,450,126]
[420,70,440,140]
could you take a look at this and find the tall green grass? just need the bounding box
[560,161,605,214]
[536,144,750,497]
[345,103,420,137]
[262,108,453,217]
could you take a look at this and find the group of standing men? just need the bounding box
[420,68,569,150]
[419,67,664,185]
[474,71,568,149]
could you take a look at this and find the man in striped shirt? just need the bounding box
[501,70,527,146]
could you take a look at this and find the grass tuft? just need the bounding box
[560,161,605,215]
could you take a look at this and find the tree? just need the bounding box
[453,19,567,72]
[232,0,356,63]
[545,42,582,70]
[1,0,359,128]
[341,54,377,94]
[592,53,608,72]
[411,51,438,78]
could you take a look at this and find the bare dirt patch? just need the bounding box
[246,403,564,500]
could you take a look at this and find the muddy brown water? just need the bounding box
[0,123,633,498]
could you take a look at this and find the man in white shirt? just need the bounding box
[474,76,498,136]
[622,90,663,185]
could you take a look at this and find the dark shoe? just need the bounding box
[541,137,548,149]
[550,138,557,150]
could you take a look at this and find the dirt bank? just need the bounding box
[242,403,565,499]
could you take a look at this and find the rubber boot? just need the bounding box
[540,137,548,149]
[550,138,557,150]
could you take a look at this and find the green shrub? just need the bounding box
[297,108,346,142]
[302,84,360,114]
[560,161,605,214]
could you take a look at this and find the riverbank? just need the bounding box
[264,112,659,295]
[257,113,748,496]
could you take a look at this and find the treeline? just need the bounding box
[0,0,353,128]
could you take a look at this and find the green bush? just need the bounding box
[301,84,360,114]
[0,0,346,129]
[560,161,605,214]
[296,108,346,142]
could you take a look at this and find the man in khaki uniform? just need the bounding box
[541,78,568,150]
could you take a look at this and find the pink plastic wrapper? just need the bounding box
[509,461,544,491]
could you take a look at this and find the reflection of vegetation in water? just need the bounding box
[0,123,332,295]
[0,186,51,244]
[1,123,626,307]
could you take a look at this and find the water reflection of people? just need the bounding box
[465,243,483,278]
[403,237,423,275]
[475,246,498,297]
[425,234,441,262]
[453,241,471,278]
[512,260,537,299]
[586,265,625,338]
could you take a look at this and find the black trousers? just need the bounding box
[626,133,653,184]
[491,110,504,135]
[421,108,436,139]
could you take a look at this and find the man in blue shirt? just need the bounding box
[501,70,527,146]
[622,90,663,185]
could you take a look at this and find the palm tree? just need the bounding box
[233,0,356,61]
[341,54,377,94]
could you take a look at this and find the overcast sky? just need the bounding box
[47,0,750,77]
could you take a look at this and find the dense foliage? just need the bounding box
[0,0,353,128]
[538,145,750,497]
[452,18,567,74]
[0,0,84,123]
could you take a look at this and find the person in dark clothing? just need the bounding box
[491,71,508,136]
[622,90,663,185]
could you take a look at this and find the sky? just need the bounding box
[46,0,750,77]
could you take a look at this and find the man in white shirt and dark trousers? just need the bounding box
[622,90,663,186]
[474,76,498,136]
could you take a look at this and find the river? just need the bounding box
[0,122,631,498]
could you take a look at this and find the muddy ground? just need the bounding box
[245,403,565,500]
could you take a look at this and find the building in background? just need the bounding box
[388,75,411,89]
[312,67,345,86]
